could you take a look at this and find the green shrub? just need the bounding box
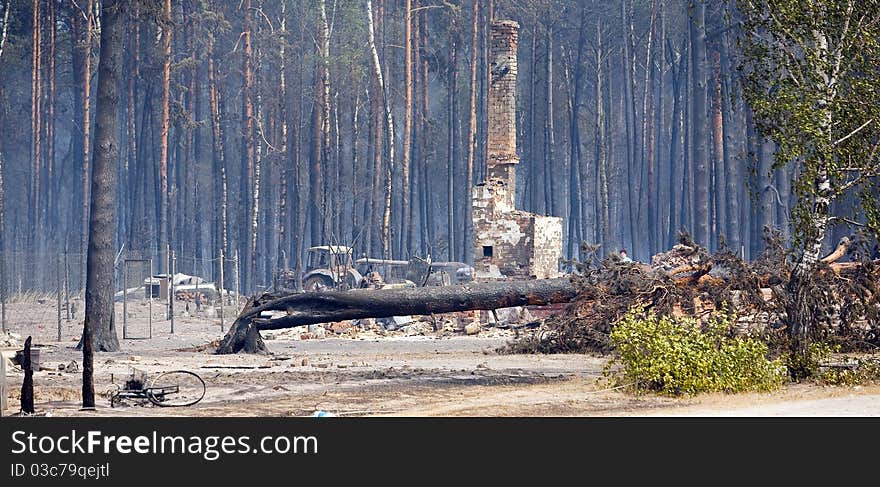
[782,341,838,380]
[817,359,880,386]
[607,306,787,395]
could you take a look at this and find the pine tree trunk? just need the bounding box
[711,49,726,249]
[157,0,172,275]
[30,0,41,266]
[622,0,638,254]
[47,0,56,244]
[81,0,124,361]
[668,40,683,248]
[720,26,739,253]
[446,23,458,262]
[463,0,478,263]
[401,0,412,257]
[567,11,586,260]
[690,0,710,248]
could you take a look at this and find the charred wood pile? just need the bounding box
[506,231,879,354]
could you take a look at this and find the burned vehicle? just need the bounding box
[274,246,363,292]
[274,246,474,292]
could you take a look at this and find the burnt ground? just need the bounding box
[2,299,880,417]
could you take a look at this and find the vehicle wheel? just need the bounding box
[109,391,122,408]
[303,275,335,292]
[147,370,206,407]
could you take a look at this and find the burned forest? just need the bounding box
[1,0,880,418]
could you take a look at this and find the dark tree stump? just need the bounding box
[215,297,270,355]
[20,336,34,414]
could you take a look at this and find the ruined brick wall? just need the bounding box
[532,216,563,279]
[473,20,562,281]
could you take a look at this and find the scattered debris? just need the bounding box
[0,332,20,348]
[57,361,79,373]
[465,323,481,336]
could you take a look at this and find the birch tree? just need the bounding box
[739,0,880,373]
[365,0,395,260]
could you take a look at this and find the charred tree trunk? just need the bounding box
[81,0,124,410]
[241,0,255,291]
[690,0,710,248]
[446,19,458,262]
[216,278,578,354]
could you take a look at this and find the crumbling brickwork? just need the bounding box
[473,20,563,281]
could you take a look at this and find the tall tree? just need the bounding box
[463,0,478,263]
[739,0,880,371]
[82,0,125,408]
[158,0,172,273]
[30,0,41,262]
[690,0,710,247]
[401,0,412,256]
[366,0,395,260]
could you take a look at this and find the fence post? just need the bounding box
[64,247,70,320]
[122,259,128,339]
[234,250,241,313]
[57,254,62,342]
[219,248,225,332]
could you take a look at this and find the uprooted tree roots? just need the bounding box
[504,230,880,355]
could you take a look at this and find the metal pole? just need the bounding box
[56,254,62,342]
[122,260,128,339]
[148,258,153,339]
[166,243,171,320]
[170,250,175,334]
[219,248,225,332]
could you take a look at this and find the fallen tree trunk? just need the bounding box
[216,278,578,354]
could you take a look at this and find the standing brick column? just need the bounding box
[486,20,519,208]
[472,20,562,281]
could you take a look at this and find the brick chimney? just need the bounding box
[485,20,520,212]
[472,20,563,281]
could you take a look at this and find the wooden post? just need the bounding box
[64,246,70,319]
[56,254,62,341]
[122,259,127,338]
[234,250,240,313]
[219,247,225,332]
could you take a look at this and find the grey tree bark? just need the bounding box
[81,0,125,407]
